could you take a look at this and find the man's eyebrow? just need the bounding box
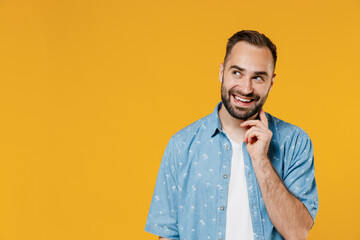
[229,65,245,72]
[254,71,269,77]
[229,65,269,77]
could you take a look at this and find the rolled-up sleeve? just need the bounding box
[283,131,319,222]
[145,137,180,239]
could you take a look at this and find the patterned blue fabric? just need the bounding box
[145,102,318,240]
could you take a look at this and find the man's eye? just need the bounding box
[254,76,263,81]
[233,71,240,76]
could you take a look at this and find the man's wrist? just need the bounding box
[251,156,272,175]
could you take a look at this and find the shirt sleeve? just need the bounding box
[145,137,180,239]
[283,131,319,222]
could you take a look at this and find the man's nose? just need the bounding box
[240,78,253,95]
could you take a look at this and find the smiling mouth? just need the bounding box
[233,94,255,103]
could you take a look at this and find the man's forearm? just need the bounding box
[253,158,313,240]
[159,237,173,240]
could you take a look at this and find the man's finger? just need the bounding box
[240,119,264,128]
[244,126,266,143]
[259,108,268,127]
[245,128,265,144]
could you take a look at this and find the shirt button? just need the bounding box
[219,206,225,211]
[226,145,230,150]
[223,174,228,179]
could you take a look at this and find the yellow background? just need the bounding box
[0,0,359,239]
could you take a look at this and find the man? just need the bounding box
[145,30,318,240]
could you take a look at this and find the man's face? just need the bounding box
[219,41,275,120]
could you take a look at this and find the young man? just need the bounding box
[145,30,319,240]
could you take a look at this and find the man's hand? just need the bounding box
[241,108,313,240]
[240,108,272,166]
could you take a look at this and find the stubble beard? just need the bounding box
[221,82,267,120]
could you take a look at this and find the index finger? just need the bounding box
[259,108,268,128]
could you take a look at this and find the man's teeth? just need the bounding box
[234,95,252,102]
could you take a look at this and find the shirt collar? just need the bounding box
[208,102,273,138]
[209,102,224,138]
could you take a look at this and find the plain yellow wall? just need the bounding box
[0,0,359,239]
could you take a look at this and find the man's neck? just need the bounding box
[218,105,258,144]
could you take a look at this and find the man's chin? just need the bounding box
[231,100,263,119]
[222,99,259,120]
[230,112,256,121]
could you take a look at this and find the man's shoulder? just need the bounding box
[266,112,311,141]
[168,113,214,144]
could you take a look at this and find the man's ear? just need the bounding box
[270,73,276,89]
[219,63,224,83]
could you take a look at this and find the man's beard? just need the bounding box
[221,83,267,120]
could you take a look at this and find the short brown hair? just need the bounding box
[224,30,277,69]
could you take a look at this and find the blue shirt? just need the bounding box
[145,102,319,240]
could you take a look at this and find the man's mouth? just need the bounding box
[233,94,255,104]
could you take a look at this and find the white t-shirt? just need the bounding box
[225,137,254,240]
